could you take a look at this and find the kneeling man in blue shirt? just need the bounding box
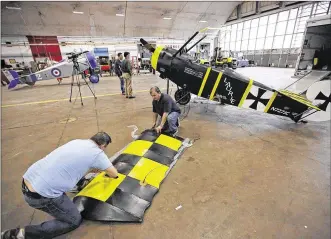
[2,132,118,239]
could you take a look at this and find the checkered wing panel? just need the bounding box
[73,129,185,222]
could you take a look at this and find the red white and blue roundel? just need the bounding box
[51,68,62,77]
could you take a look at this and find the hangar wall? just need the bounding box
[1,36,34,64]
[1,35,185,66]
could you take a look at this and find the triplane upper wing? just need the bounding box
[73,129,192,222]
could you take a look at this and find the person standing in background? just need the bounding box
[137,58,141,75]
[121,52,135,99]
[114,53,125,95]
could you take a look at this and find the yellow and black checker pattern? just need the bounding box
[74,129,184,222]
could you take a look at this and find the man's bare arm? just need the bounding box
[159,112,169,128]
[105,166,118,178]
[153,113,158,127]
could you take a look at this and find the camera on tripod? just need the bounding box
[67,51,98,105]
[66,51,89,60]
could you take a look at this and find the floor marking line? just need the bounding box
[2,87,174,108]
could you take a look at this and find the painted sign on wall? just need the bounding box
[94,48,109,56]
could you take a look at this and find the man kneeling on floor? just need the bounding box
[150,86,181,136]
[1,132,118,239]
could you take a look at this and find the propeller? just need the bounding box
[66,51,89,60]
[140,38,155,53]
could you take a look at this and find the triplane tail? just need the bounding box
[7,70,20,89]
[292,78,331,122]
[218,69,328,123]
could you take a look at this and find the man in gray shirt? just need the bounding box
[1,132,118,239]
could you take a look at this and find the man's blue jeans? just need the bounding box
[23,192,82,239]
[157,112,180,133]
[117,74,125,93]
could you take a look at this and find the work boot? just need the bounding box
[162,128,178,137]
[1,228,23,239]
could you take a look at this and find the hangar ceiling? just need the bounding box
[1,1,240,40]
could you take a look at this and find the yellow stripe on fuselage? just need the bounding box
[198,67,211,97]
[278,90,321,110]
[151,46,165,70]
[238,79,254,107]
[209,71,223,100]
[264,92,278,113]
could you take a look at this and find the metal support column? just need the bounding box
[261,15,270,66]
[253,17,261,62]
[285,7,300,67]
[267,13,280,67]
[278,11,290,67]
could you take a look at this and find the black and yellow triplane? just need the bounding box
[140,29,331,123]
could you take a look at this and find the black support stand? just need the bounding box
[67,52,97,106]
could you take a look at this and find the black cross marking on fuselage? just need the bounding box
[315,91,331,111]
[246,88,270,110]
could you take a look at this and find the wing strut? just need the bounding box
[172,27,209,58]
[186,35,207,52]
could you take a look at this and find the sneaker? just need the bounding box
[176,119,180,128]
[1,228,20,239]
[122,92,125,95]
[163,129,178,137]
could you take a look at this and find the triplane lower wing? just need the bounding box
[139,30,330,123]
[73,129,192,222]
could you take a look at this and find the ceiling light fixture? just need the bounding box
[199,20,208,23]
[73,11,84,14]
[163,17,172,20]
[6,6,21,10]
[116,13,125,17]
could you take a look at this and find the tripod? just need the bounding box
[68,52,97,106]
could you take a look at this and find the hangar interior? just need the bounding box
[1,1,330,239]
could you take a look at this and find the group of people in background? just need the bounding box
[114,52,135,99]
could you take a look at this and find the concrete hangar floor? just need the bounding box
[1,67,330,239]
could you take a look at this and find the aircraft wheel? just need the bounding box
[175,89,191,105]
[89,74,99,83]
[223,64,228,69]
[26,81,36,86]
